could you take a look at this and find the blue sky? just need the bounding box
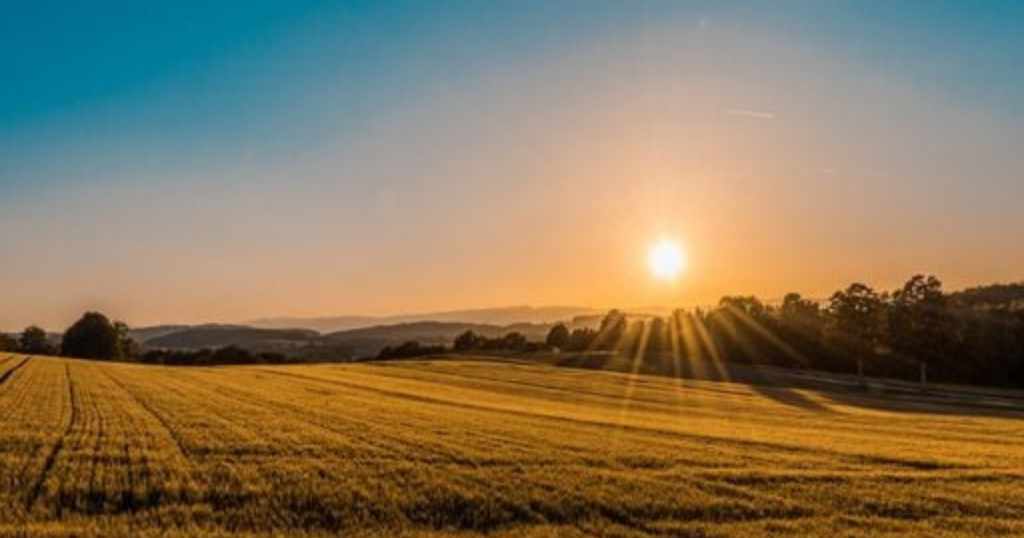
[0,1,650,188]
[3,1,1019,190]
[1,1,1023,329]
[3,1,1022,189]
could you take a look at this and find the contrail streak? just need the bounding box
[725,108,776,119]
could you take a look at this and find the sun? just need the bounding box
[649,239,686,281]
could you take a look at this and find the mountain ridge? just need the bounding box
[245,305,602,333]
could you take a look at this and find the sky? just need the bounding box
[1,1,1023,330]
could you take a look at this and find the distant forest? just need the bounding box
[3,276,1023,387]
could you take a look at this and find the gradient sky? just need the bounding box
[2,1,1023,330]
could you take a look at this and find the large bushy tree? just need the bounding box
[828,283,886,359]
[888,275,955,376]
[61,312,124,360]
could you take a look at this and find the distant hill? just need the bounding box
[135,320,563,360]
[247,306,600,333]
[129,325,191,342]
[951,283,1024,310]
[143,325,319,351]
[323,321,553,358]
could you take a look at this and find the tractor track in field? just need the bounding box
[101,368,191,460]
[158,368,429,459]
[25,363,78,511]
[0,357,31,386]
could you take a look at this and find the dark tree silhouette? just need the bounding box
[645,317,672,354]
[545,324,570,349]
[452,330,538,353]
[889,275,955,379]
[827,283,886,370]
[595,310,627,351]
[0,333,18,352]
[114,321,139,359]
[18,326,55,355]
[61,312,123,360]
[501,332,528,352]
[565,328,597,351]
[780,293,825,334]
[377,341,446,360]
[453,330,481,352]
[141,347,288,366]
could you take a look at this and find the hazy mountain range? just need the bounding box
[130,306,605,360]
[245,306,602,333]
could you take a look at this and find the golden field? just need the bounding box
[0,353,1022,537]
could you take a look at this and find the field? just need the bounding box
[0,354,1023,537]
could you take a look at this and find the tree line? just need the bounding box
[0,312,137,359]
[433,275,1023,387]
[0,312,289,366]
[4,276,1022,386]
[535,275,1024,387]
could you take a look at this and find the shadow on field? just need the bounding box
[557,353,832,412]
[817,385,1024,418]
[512,352,1024,419]
[748,383,833,413]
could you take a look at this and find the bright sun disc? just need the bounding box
[649,239,686,280]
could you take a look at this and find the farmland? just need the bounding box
[0,354,1022,537]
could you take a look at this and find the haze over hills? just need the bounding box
[132,319,591,360]
[126,306,617,359]
[142,325,320,351]
[246,305,602,333]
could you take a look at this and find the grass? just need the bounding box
[0,353,1022,537]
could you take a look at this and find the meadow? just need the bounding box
[0,353,1022,537]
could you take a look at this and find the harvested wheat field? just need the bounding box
[0,353,1022,538]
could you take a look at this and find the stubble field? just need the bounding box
[0,353,1022,537]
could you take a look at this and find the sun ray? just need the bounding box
[722,304,813,367]
[616,320,652,430]
[692,314,731,384]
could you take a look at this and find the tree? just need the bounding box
[888,275,955,379]
[0,333,18,352]
[595,310,627,351]
[377,341,446,360]
[719,296,769,319]
[707,296,778,365]
[211,346,257,365]
[114,321,139,359]
[780,293,824,332]
[645,317,672,354]
[1015,311,1024,385]
[453,330,481,352]
[61,312,123,360]
[827,283,886,374]
[501,332,528,352]
[545,324,570,349]
[18,326,55,355]
[565,328,597,352]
